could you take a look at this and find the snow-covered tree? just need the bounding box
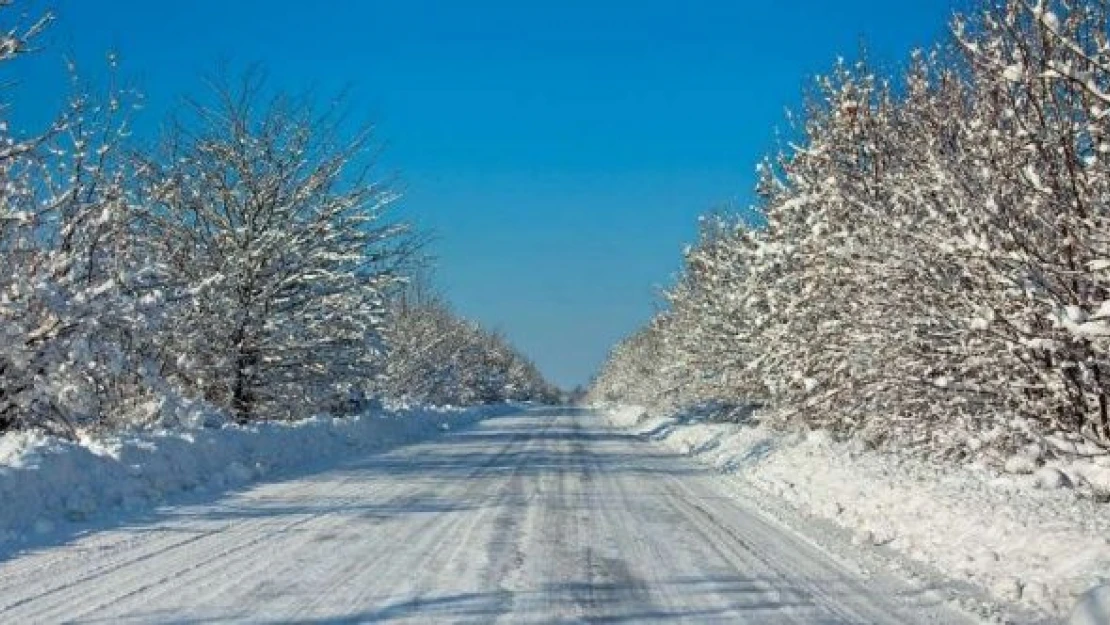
[0,6,157,436]
[592,0,1110,460]
[0,2,554,435]
[382,287,558,406]
[134,73,413,422]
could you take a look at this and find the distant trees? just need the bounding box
[591,0,1110,460]
[0,2,554,436]
[382,288,559,406]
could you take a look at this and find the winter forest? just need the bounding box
[0,3,557,438]
[591,0,1110,464]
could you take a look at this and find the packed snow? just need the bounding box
[0,408,975,623]
[0,404,515,552]
[602,405,1110,622]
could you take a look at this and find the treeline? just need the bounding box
[592,0,1110,460]
[384,291,560,407]
[0,5,553,436]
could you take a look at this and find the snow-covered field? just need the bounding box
[0,404,514,553]
[602,405,1110,623]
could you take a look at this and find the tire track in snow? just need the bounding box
[0,409,977,624]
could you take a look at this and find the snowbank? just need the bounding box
[0,404,514,547]
[605,405,648,428]
[601,406,1110,621]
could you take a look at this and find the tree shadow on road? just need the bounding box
[71,574,959,624]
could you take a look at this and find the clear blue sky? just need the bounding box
[17,0,960,388]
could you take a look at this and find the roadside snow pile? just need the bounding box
[606,405,648,428]
[0,404,512,545]
[603,405,1110,621]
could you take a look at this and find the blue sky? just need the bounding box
[17,0,960,388]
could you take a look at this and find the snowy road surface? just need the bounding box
[0,408,974,624]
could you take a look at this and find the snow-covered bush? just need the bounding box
[0,7,162,436]
[592,0,1110,461]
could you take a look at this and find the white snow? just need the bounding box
[605,404,648,428]
[1071,585,1110,625]
[1034,466,1073,490]
[1004,454,1038,475]
[0,408,975,623]
[1003,64,1024,83]
[0,404,514,549]
[602,405,1110,621]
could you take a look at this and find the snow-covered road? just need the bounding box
[0,408,974,623]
